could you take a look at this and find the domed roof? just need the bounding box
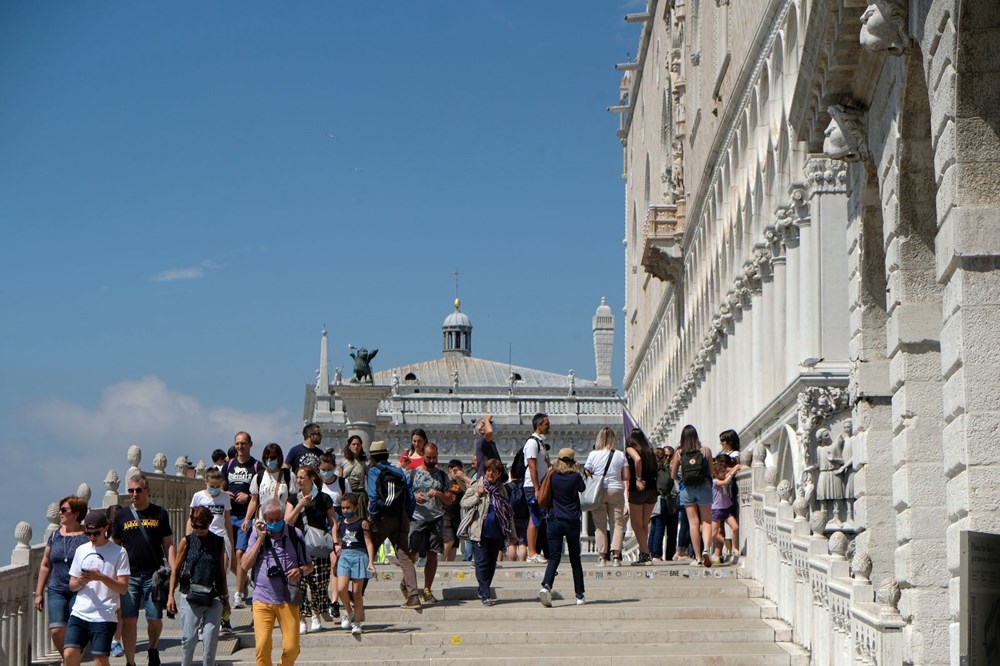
[443,310,472,328]
[595,296,612,317]
[443,298,471,329]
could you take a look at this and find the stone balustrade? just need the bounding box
[1,447,206,665]
[739,462,904,665]
[379,395,622,422]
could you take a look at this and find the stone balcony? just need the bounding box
[641,204,687,282]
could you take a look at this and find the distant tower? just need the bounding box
[313,327,332,420]
[442,298,472,357]
[593,297,614,387]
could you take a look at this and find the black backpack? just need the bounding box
[375,466,407,516]
[656,461,674,496]
[680,448,708,485]
[255,467,292,491]
[509,448,527,485]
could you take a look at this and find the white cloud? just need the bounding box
[0,377,298,556]
[151,267,205,282]
[150,259,223,282]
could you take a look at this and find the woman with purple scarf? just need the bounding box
[460,458,516,605]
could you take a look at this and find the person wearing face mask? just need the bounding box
[244,443,293,531]
[189,469,235,631]
[285,466,338,634]
[241,499,312,666]
[317,451,348,511]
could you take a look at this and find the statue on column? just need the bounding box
[391,372,400,396]
[348,345,378,384]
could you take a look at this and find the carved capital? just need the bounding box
[804,157,849,194]
[796,387,850,443]
[823,105,870,163]
[860,0,909,56]
[775,206,800,244]
[641,205,686,282]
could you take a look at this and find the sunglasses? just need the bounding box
[126,488,146,494]
[59,507,70,514]
[191,524,210,530]
[84,530,103,537]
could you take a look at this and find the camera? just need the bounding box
[266,565,283,579]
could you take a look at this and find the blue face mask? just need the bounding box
[265,520,285,533]
[309,485,319,498]
[265,459,279,470]
[341,511,355,520]
[207,487,221,497]
[319,469,336,480]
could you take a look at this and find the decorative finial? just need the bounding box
[454,298,461,310]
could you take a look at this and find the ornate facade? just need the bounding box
[304,299,622,459]
[617,0,1000,663]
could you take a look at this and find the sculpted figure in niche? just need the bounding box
[823,105,870,163]
[836,420,858,526]
[811,427,846,525]
[860,0,908,55]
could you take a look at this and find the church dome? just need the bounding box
[595,296,612,318]
[442,298,472,356]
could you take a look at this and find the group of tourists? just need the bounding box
[35,416,742,666]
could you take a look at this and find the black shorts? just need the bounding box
[408,517,444,555]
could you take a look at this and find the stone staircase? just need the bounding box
[74,557,808,665]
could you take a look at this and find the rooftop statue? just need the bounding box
[348,344,378,384]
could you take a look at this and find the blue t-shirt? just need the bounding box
[47,530,89,593]
[482,504,505,540]
[548,471,586,522]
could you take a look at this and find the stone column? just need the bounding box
[778,207,801,382]
[767,228,787,393]
[335,384,391,453]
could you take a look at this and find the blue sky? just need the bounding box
[0,1,642,553]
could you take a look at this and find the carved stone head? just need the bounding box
[776,479,793,504]
[793,496,810,519]
[810,509,829,535]
[823,105,869,162]
[829,531,849,558]
[860,0,908,55]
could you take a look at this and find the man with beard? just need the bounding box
[284,423,325,475]
[406,442,455,603]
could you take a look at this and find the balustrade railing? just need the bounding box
[1,446,205,665]
[739,452,905,665]
[378,395,622,421]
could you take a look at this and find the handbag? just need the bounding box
[580,451,616,512]
[303,524,333,558]
[186,583,214,607]
[537,468,555,509]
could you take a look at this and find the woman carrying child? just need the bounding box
[333,493,376,636]
[710,454,741,565]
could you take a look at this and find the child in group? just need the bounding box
[334,493,376,636]
[710,454,741,565]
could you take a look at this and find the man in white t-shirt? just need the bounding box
[522,412,551,563]
[64,510,130,666]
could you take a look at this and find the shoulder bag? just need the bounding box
[580,451,615,512]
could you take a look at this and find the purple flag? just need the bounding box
[623,404,637,439]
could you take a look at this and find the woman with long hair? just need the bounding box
[399,429,427,470]
[583,427,629,566]
[625,429,659,565]
[286,466,338,634]
[243,442,291,529]
[537,449,586,607]
[671,424,716,567]
[35,496,89,656]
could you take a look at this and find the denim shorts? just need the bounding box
[711,506,733,523]
[64,615,117,656]
[47,588,76,628]
[679,482,713,507]
[232,516,251,552]
[120,571,162,620]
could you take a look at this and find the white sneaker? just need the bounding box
[611,558,622,568]
[231,592,245,609]
[538,587,552,607]
[597,558,607,567]
[527,554,547,563]
[341,612,354,630]
[299,620,308,634]
[351,622,363,636]
[310,615,322,633]
[576,596,585,605]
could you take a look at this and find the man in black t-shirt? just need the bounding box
[111,473,174,666]
[284,422,325,474]
[473,414,503,479]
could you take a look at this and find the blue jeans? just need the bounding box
[648,498,679,558]
[677,507,694,557]
[231,515,251,552]
[64,616,116,656]
[472,537,505,601]
[121,571,162,620]
[178,594,223,666]
[541,518,584,599]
